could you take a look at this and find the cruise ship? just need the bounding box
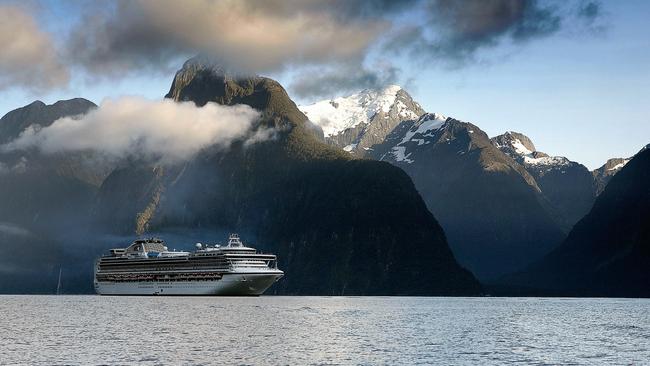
[94,234,283,296]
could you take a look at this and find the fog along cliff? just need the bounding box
[89,58,481,295]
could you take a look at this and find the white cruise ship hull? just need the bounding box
[95,272,283,296]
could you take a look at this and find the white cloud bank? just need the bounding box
[2,97,262,163]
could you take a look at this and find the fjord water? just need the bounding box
[1,296,647,365]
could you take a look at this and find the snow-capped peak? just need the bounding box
[492,131,536,155]
[298,85,420,138]
[492,131,572,168]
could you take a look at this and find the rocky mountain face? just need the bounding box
[592,157,631,195]
[370,116,565,280]
[592,144,649,195]
[92,58,481,295]
[492,131,596,230]
[506,148,650,297]
[299,85,424,156]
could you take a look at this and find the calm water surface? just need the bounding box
[0,296,648,365]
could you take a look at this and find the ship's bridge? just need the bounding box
[220,233,257,253]
[193,234,258,256]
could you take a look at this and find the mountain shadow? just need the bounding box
[502,147,650,297]
[372,116,566,281]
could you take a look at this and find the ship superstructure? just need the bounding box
[94,234,283,296]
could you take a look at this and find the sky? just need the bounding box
[0,0,648,169]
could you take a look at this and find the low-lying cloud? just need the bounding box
[0,5,69,92]
[0,222,32,237]
[0,157,27,175]
[2,97,262,163]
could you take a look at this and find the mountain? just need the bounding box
[0,98,100,226]
[302,89,574,280]
[507,147,650,297]
[369,115,565,280]
[492,131,595,230]
[592,144,650,195]
[92,58,481,295]
[299,85,424,156]
[0,98,95,143]
[0,98,100,293]
[592,157,631,195]
[0,98,111,186]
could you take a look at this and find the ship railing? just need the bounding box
[226,258,280,271]
[221,253,277,260]
[96,271,224,282]
[97,268,231,275]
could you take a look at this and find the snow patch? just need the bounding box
[523,155,570,166]
[387,113,447,164]
[398,113,446,147]
[343,143,358,152]
[391,146,413,163]
[511,138,533,155]
[608,159,630,171]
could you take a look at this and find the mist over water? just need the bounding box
[1,296,647,365]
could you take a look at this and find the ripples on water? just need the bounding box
[0,296,648,365]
